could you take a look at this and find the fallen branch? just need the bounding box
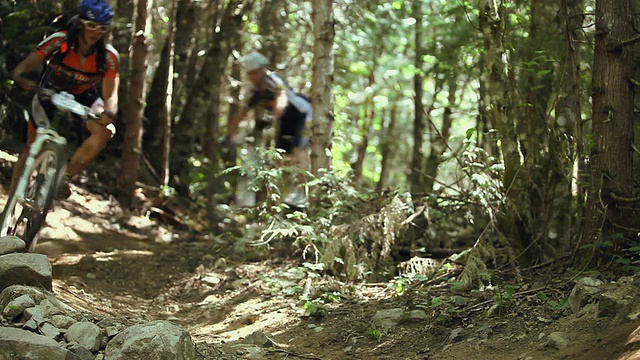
[465,286,547,313]
[266,348,323,360]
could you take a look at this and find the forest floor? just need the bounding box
[1,153,640,360]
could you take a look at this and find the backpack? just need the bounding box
[48,14,107,74]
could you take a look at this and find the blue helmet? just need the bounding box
[79,0,114,25]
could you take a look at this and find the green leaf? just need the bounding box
[466,128,475,140]
[348,61,370,76]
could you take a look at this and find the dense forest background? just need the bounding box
[1,0,640,286]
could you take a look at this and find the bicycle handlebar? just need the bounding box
[47,90,99,119]
[20,73,99,120]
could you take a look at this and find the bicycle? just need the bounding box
[0,88,99,252]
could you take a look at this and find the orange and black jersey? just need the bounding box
[36,31,119,95]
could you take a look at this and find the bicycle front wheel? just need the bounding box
[0,142,67,252]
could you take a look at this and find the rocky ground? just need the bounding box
[1,168,640,359]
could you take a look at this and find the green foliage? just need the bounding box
[547,297,570,313]
[367,328,383,342]
[388,273,428,296]
[416,294,465,323]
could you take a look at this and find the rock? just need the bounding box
[38,298,65,317]
[105,326,120,338]
[68,343,95,360]
[449,327,464,342]
[230,279,250,290]
[213,258,227,269]
[547,332,568,350]
[0,253,53,292]
[24,306,45,324]
[598,293,624,318]
[105,320,198,360]
[228,344,265,360]
[371,308,405,330]
[44,294,78,314]
[0,285,46,310]
[241,330,275,347]
[3,294,36,320]
[400,309,429,324]
[23,319,38,331]
[48,314,78,329]
[202,275,221,286]
[569,277,604,314]
[38,322,61,339]
[0,236,26,255]
[67,321,103,352]
[0,326,79,360]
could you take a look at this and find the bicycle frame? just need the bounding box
[0,90,97,243]
[8,128,67,215]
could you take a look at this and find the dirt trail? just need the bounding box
[5,186,640,360]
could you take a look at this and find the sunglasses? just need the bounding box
[80,19,109,33]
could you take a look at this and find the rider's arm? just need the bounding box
[11,52,43,90]
[99,46,120,125]
[273,89,288,119]
[99,76,119,125]
[229,107,249,136]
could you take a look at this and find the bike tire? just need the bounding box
[0,142,67,252]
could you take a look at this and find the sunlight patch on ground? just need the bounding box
[52,253,85,266]
[621,324,640,360]
[44,207,103,237]
[191,297,297,342]
[67,191,114,215]
[92,249,155,261]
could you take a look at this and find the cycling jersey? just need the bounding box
[247,71,312,120]
[35,31,119,95]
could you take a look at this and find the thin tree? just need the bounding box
[409,0,425,193]
[161,0,178,188]
[117,0,152,206]
[310,0,335,176]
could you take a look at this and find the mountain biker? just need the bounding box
[228,51,312,206]
[10,0,119,198]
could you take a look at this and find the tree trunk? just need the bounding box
[582,0,635,252]
[423,75,457,191]
[161,0,178,188]
[351,105,374,184]
[310,0,335,176]
[171,0,198,115]
[409,0,424,193]
[377,102,399,191]
[259,0,288,66]
[116,0,152,207]
[113,0,135,106]
[555,0,584,247]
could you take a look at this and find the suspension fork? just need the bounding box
[13,128,67,201]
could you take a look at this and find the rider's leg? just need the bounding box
[65,95,115,178]
[277,107,309,206]
[66,121,114,177]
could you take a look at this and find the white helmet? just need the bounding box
[240,51,268,72]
